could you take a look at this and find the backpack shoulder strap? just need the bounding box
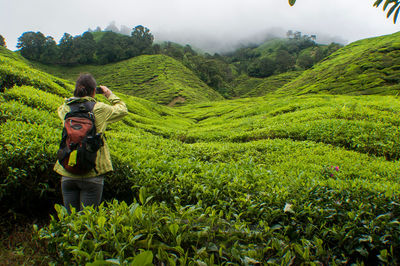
[84,101,96,112]
[68,101,95,112]
[65,101,96,121]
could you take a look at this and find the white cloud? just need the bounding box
[0,0,398,51]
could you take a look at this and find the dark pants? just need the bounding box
[61,179,103,213]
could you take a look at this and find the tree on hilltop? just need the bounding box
[131,25,154,55]
[40,36,58,64]
[17,31,47,61]
[248,57,276,78]
[74,31,96,64]
[59,33,76,65]
[0,34,6,48]
[275,49,295,73]
[97,31,125,64]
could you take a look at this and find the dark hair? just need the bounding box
[74,73,97,97]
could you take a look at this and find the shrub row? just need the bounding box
[1,80,399,264]
[39,184,399,265]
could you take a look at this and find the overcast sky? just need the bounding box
[1,0,399,52]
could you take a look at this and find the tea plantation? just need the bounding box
[278,31,400,96]
[32,54,224,105]
[0,32,400,265]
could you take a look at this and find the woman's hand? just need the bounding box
[98,85,112,98]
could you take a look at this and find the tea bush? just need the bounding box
[179,95,400,159]
[32,54,224,105]
[1,48,400,264]
[278,31,400,96]
[0,56,72,97]
[39,184,399,264]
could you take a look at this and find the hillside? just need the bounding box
[33,54,224,105]
[0,47,73,96]
[231,71,302,97]
[277,31,400,95]
[1,40,400,264]
[223,37,341,97]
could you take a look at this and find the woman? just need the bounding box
[54,73,128,213]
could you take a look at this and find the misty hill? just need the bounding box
[277,31,400,95]
[221,36,342,97]
[13,28,343,99]
[7,29,400,102]
[33,54,224,105]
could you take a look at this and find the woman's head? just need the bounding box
[74,73,97,97]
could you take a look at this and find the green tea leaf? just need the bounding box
[131,251,153,266]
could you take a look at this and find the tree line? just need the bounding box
[16,25,154,65]
[225,33,342,79]
[157,42,235,97]
[9,26,342,98]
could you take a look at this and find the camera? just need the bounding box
[95,86,103,94]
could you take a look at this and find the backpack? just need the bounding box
[57,101,103,175]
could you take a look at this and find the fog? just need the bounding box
[1,0,398,52]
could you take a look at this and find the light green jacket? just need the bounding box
[53,94,128,178]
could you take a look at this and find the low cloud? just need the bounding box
[1,0,397,51]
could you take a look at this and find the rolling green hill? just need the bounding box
[277,31,400,95]
[225,38,341,97]
[0,47,73,96]
[254,38,289,57]
[231,71,302,97]
[33,54,224,105]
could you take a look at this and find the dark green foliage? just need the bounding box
[96,27,153,64]
[16,27,155,65]
[230,36,339,97]
[247,57,276,78]
[58,33,75,65]
[159,42,185,60]
[39,36,58,64]
[131,25,154,55]
[226,38,340,81]
[225,46,261,75]
[17,31,48,61]
[74,32,96,64]
[157,42,234,97]
[0,34,6,48]
[185,55,234,97]
[296,51,314,69]
[96,31,126,64]
[296,45,336,69]
[275,49,296,73]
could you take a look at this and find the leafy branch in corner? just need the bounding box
[288,0,400,23]
[374,0,400,23]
